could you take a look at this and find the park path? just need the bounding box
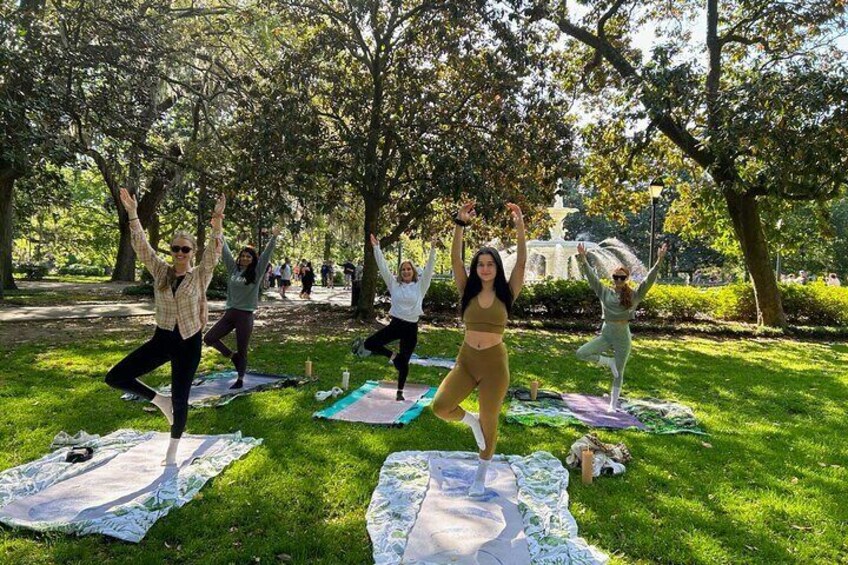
[0,283,353,322]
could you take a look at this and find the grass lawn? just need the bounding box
[0,314,846,564]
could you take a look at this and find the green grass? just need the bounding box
[0,289,119,307]
[1,322,847,564]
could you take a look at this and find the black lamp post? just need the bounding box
[648,178,664,267]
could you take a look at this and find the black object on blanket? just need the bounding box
[65,446,93,463]
[508,386,563,401]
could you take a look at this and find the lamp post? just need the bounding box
[648,178,664,267]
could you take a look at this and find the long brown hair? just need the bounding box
[615,267,633,309]
[158,231,197,291]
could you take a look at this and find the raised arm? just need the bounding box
[419,241,438,296]
[256,226,280,275]
[371,234,395,290]
[221,237,236,274]
[635,243,668,301]
[196,194,225,286]
[119,188,167,278]
[507,203,526,297]
[451,202,475,294]
[577,243,605,297]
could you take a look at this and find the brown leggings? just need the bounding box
[431,342,510,460]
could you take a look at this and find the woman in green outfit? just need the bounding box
[576,241,667,412]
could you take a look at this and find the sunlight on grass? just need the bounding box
[1,325,847,563]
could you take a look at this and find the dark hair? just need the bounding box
[461,247,513,315]
[614,267,632,309]
[238,247,260,285]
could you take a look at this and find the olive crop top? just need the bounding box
[463,295,507,334]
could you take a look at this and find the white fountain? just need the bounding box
[501,196,647,281]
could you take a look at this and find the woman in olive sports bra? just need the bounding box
[431,201,526,496]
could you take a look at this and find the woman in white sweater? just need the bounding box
[352,234,437,400]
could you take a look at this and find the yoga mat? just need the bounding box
[313,381,435,426]
[409,354,456,369]
[403,457,531,564]
[122,370,306,408]
[562,393,646,430]
[0,429,261,542]
[367,451,608,565]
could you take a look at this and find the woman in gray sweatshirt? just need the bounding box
[203,226,279,388]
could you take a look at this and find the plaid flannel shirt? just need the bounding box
[130,220,222,339]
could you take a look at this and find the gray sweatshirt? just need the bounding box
[222,236,278,312]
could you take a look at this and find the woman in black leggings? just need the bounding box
[106,188,224,465]
[203,226,279,389]
[352,234,437,400]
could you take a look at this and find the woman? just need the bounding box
[353,234,437,401]
[107,188,224,465]
[203,227,280,389]
[431,201,526,496]
[575,241,667,412]
[300,261,315,299]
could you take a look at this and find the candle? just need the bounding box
[342,370,350,389]
[530,380,539,401]
[305,358,313,378]
[581,449,594,485]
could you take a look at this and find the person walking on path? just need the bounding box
[300,261,315,299]
[279,258,293,298]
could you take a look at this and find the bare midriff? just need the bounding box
[464,330,504,350]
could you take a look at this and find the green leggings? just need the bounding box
[576,322,631,377]
[431,342,510,460]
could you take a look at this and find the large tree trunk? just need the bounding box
[355,197,380,319]
[724,190,786,327]
[112,219,137,281]
[0,173,18,291]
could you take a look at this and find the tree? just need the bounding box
[248,0,576,317]
[0,0,68,291]
[525,0,848,325]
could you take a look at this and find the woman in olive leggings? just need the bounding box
[575,241,667,411]
[431,201,526,496]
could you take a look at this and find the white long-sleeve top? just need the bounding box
[374,244,437,323]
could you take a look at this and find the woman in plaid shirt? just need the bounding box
[106,188,225,466]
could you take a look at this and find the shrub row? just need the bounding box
[421,279,848,326]
[58,264,105,276]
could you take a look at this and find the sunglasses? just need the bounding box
[170,245,193,254]
[612,274,628,281]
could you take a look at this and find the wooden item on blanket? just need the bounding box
[530,380,539,401]
[581,449,594,485]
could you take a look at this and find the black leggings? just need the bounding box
[203,308,254,376]
[105,327,202,439]
[364,317,418,390]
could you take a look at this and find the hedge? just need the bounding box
[58,264,105,276]
[421,279,848,327]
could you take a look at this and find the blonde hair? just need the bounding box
[158,230,197,291]
[396,260,418,284]
[613,267,633,309]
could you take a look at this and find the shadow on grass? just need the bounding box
[1,329,847,563]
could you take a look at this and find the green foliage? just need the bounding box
[57,264,104,277]
[424,278,848,327]
[422,279,458,312]
[122,284,154,297]
[13,263,48,280]
[640,285,716,321]
[712,284,759,321]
